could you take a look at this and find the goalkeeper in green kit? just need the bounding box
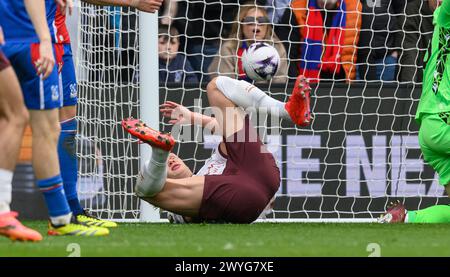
[379,0,450,224]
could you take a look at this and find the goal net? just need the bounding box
[76,0,449,222]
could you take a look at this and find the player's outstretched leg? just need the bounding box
[122,118,175,197]
[0,60,41,242]
[122,118,204,217]
[208,75,312,127]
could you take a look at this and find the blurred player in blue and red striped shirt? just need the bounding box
[0,0,163,237]
[0,0,110,237]
[0,6,44,242]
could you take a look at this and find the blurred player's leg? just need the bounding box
[0,63,29,213]
[57,44,116,228]
[379,187,450,224]
[379,198,450,224]
[58,107,80,214]
[30,109,70,221]
[30,106,108,236]
[407,206,450,223]
[406,114,450,223]
[405,185,450,223]
[0,54,42,242]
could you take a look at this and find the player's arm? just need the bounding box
[437,0,450,28]
[81,0,163,13]
[24,0,55,79]
[160,101,219,132]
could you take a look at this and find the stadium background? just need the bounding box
[11,82,450,219]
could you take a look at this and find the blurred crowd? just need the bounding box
[154,0,438,84]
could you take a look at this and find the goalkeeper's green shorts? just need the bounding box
[418,113,450,186]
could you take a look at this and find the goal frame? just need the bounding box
[138,11,161,222]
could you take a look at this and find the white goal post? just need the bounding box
[75,1,448,223]
[138,11,161,222]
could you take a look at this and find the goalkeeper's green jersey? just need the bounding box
[416,1,450,124]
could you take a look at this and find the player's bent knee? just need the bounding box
[10,110,29,133]
[5,106,28,129]
[31,117,61,141]
[48,121,62,140]
[15,107,29,127]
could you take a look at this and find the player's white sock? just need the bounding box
[136,148,169,197]
[216,76,289,119]
[0,168,13,213]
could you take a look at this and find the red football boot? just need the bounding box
[0,211,43,242]
[378,200,407,223]
[122,117,175,152]
[285,75,312,127]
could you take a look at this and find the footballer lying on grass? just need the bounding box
[122,75,311,223]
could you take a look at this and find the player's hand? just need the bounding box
[36,40,55,80]
[56,0,73,16]
[0,27,4,45]
[130,0,163,13]
[160,101,192,125]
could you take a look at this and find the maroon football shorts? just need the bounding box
[199,116,280,223]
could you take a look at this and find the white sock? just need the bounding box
[0,168,13,213]
[216,76,289,119]
[136,148,169,197]
[50,212,72,226]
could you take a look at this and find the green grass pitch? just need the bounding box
[1,222,449,257]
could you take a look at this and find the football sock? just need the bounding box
[37,175,72,225]
[215,76,289,119]
[406,205,450,223]
[58,118,83,215]
[136,147,169,197]
[0,168,13,213]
